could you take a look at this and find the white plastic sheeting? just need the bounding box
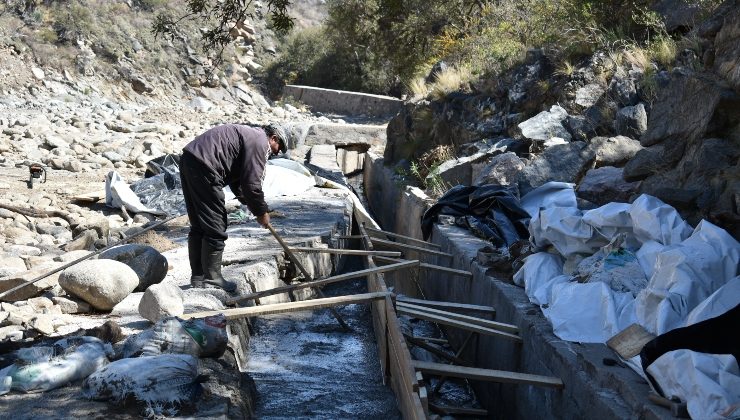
[263,160,315,197]
[635,221,740,335]
[512,189,740,419]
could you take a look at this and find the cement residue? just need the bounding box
[130,230,179,253]
[247,276,400,419]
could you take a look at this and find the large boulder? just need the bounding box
[0,265,61,302]
[577,166,641,205]
[138,283,184,323]
[473,152,526,186]
[516,141,595,194]
[428,152,492,187]
[588,135,643,167]
[713,3,740,91]
[59,260,139,311]
[516,105,571,143]
[614,103,648,139]
[99,244,168,292]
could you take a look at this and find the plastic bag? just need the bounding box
[0,336,112,395]
[574,234,647,297]
[122,314,227,359]
[130,166,186,216]
[83,354,205,417]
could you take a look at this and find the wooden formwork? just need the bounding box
[359,223,428,419]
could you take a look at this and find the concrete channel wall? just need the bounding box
[363,153,671,419]
[283,85,403,117]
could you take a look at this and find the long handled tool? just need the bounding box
[266,223,351,331]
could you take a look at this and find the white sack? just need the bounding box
[512,252,563,305]
[685,276,740,326]
[629,195,692,246]
[582,202,639,249]
[262,164,315,197]
[532,274,570,307]
[105,171,164,215]
[519,181,577,218]
[635,220,740,335]
[530,206,608,257]
[544,281,634,343]
[647,350,740,420]
[635,240,667,279]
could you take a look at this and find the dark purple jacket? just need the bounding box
[183,124,271,215]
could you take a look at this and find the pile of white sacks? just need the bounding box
[513,182,740,420]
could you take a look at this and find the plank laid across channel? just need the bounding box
[413,360,564,389]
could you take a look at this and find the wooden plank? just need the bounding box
[397,302,516,334]
[404,334,471,366]
[397,306,522,343]
[607,323,656,359]
[397,296,496,316]
[71,189,105,202]
[370,237,453,258]
[289,247,401,257]
[413,336,448,345]
[227,260,419,305]
[365,226,442,249]
[334,235,364,239]
[181,292,390,320]
[374,256,473,278]
[414,360,564,389]
[429,403,488,416]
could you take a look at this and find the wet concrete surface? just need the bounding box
[247,259,400,419]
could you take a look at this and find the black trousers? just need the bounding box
[180,151,228,251]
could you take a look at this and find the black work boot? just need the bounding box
[201,242,237,292]
[188,235,205,288]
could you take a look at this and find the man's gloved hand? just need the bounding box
[256,212,270,228]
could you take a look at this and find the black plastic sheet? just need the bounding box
[421,184,530,247]
[130,155,186,215]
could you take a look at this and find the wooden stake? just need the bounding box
[289,246,401,257]
[182,291,391,320]
[397,296,495,316]
[404,334,471,366]
[374,256,473,278]
[227,260,419,305]
[397,302,517,334]
[429,403,488,417]
[413,360,564,389]
[370,237,453,258]
[397,306,522,343]
[365,226,442,249]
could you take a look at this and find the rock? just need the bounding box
[516,141,595,195]
[188,97,214,112]
[641,72,724,147]
[575,83,605,108]
[608,68,638,106]
[51,296,91,314]
[0,325,24,342]
[0,255,26,277]
[564,115,597,142]
[473,152,526,186]
[623,144,671,182]
[5,244,41,257]
[29,314,54,335]
[517,105,571,142]
[577,166,641,205]
[99,244,168,291]
[652,0,701,32]
[58,260,139,311]
[26,296,53,311]
[63,229,98,251]
[44,135,69,149]
[588,135,643,167]
[130,76,154,94]
[31,67,45,80]
[428,152,493,187]
[54,249,93,262]
[615,103,648,139]
[0,266,61,302]
[713,5,740,91]
[102,151,123,163]
[63,160,83,172]
[138,283,184,323]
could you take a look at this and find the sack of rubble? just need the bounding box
[121,314,227,359]
[0,336,113,395]
[82,354,206,417]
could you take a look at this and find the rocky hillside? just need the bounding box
[385,0,739,239]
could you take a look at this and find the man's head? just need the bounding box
[264,122,288,155]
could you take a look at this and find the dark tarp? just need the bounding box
[421,185,531,247]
